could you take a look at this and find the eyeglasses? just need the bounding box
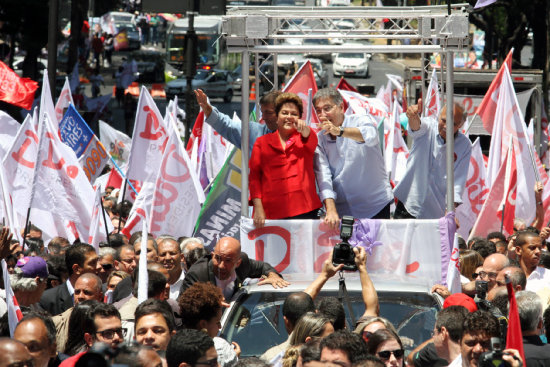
[7,360,34,367]
[478,271,497,279]
[96,327,127,340]
[472,272,480,279]
[194,358,218,367]
[315,104,337,114]
[377,349,405,360]
[101,263,113,271]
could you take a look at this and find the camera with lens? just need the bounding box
[475,280,488,301]
[332,216,357,271]
[539,250,550,269]
[479,337,510,367]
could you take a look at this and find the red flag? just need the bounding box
[505,280,526,365]
[336,77,358,92]
[0,61,38,109]
[105,167,123,189]
[186,110,204,156]
[283,60,319,126]
[476,49,513,133]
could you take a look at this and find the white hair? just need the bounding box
[180,237,204,253]
[99,247,116,258]
[9,268,39,292]
[516,290,543,332]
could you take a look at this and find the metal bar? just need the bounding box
[241,51,250,217]
[227,45,446,53]
[255,53,260,112]
[47,0,58,100]
[534,88,543,157]
[445,50,455,213]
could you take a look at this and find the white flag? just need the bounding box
[137,215,149,304]
[99,120,132,166]
[30,114,96,242]
[88,185,114,252]
[54,78,74,122]
[121,181,155,239]
[2,260,22,337]
[446,234,462,294]
[39,69,59,130]
[456,138,489,239]
[486,65,536,224]
[0,111,20,160]
[423,68,441,118]
[149,129,205,238]
[202,116,235,183]
[126,87,170,184]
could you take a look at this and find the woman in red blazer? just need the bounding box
[249,92,322,228]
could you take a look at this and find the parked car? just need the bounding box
[333,52,371,78]
[130,50,165,83]
[165,69,234,102]
[220,274,442,358]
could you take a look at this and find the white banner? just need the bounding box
[240,218,451,284]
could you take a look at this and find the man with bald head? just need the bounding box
[480,253,510,292]
[53,273,104,352]
[180,236,289,300]
[394,100,472,219]
[0,338,33,367]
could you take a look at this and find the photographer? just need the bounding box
[304,245,379,320]
[460,311,522,367]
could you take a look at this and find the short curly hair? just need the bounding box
[275,92,303,117]
[463,310,499,338]
[178,282,223,329]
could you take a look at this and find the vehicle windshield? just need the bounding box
[112,14,133,23]
[221,290,438,358]
[339,53,365,59]
[195,70,211,80]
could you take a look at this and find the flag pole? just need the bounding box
[500,203,505,233]
[100,197,111,247]
[118,178,128,234]
[21,211,31,251]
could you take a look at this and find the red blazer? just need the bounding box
[249,130,322,219]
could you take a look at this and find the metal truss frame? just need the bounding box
[220,5,470,216]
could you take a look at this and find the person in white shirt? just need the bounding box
[515,230,550,293]
[394,99,472,219]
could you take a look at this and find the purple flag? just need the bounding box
[474,0,497,8]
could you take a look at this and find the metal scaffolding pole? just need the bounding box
[241,51,250,217]
[445,50,455,212]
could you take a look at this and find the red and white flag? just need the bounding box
[121,181,154,239]
[2,259,23,337]
[137,214,149,305]
[456,138,490,239]
[88,185,114,252]
[486,65,536,225]
[336,77,358,92]
[476,49,513,133]
[125,87,169,199]
[201,118,235,183]
[149,130,205,238]
[0,61,38,110]
[283,60,320,127]
[54,77,74,123]
[470,143,514,238]
[497,140,518,235]
[339,89,389,124]
[423,68,441,118]
[186,110,204,157]
[30,115,96,242]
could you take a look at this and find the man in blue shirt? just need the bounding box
[393,99,472,219]
[194,89,280,155]
[313,88,393,229]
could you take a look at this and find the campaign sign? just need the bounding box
[59,104,94,157]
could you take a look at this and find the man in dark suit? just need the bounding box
[180,236,289,300]
[40,242,101,316]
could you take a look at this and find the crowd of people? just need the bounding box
[1,222,546,367]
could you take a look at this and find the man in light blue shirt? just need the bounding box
[194,89,280,155]
[313,88,393,229]
[393,99,472,219]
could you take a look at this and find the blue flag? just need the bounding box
[59,104,94,157]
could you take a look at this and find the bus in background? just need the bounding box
[166,16,225,72]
